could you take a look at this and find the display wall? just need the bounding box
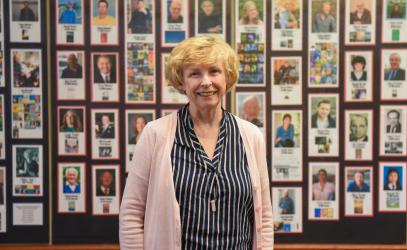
[1,0,407,244]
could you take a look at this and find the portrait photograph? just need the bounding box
[57,162,86,213]
[92,54,117,84]
[10,0,41,42]
[12,145,43,197]
[196,0,224,36]
[345,166,373,217]
[95,168,116,197]
[381,49,407,100]
[58,0,82,24]
[345,51,373,102]
[161,0,189,46]
[56,0,84,45]
[345,110,373,161]
[271,110,302,182]
[345,0,375,45]
[57,51,85,100]
[386,0,406,19]
[0,43,3,87]
[59,108,84,133]
[91,53,119,102]
[309,42,338,87]
[90,0,118,45]
[380,105,407,156]
[94,112,115,139]
[127,0,153,34]
[271,57,302,105]
[272,187,303,233]
[379,162,407,212]
[382,0,407,42]
[58,51,84,79]
[11,0,39,22]
[11,94,42,139]
[238,0,264,25]
[12,49,41,90]
[308,162,339,220]
[126,42,155,103]
[308,94,339,157]
[236,92,266,134]
[310,0,338,33]
[92,165,120,215]
[0,95,4,159]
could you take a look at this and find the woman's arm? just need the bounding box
[257,132,274,249]
[119,124,155,249]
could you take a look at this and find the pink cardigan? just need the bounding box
[119,112,274,249]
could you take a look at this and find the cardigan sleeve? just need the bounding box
[119,124,155,249]
[257,130,274,249]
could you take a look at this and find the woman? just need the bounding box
[60,109,82,132]
[239,0,263,25]
[351,56,367,81]
[275,113,294,147]
[120,35,273,249]
[384,168,402,191]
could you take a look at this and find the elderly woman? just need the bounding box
[119,35,273,249]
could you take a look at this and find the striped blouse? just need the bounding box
[171,105,254,249]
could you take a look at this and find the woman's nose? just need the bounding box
[201,74,212,86]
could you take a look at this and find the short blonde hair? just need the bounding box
[165,35,239,93]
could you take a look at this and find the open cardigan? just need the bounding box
[119,112,274,249]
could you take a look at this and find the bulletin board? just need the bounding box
[1,0,407,245]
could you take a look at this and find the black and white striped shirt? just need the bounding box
[171,105,254,249]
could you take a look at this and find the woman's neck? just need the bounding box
[188,104,223,129]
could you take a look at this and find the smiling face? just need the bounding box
[65,111,75,127]
[322,2,331,14]
[389,53,401,70]
[354,172,364,186]
[170,1,182,19]
[246,3,258,20]
[100,171,113,188]
[181,63,226,112]
[317,102,331,120]
[97,56,112,75]
[98,2,108,15]
[350,115,367,139]
[66,169,78,185]
[388,171,399,185]
[318,170,327,183]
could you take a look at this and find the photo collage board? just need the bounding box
[1,0,407,245]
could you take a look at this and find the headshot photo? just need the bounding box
[312,0,337,33]
[198,0,222,34]
[349,113,368,142]
[239,0,263,25]
[60,53,83,79]
[312,168,335,201]
[58,0,82,24]
[386,1,406,19]
[128,112,153,144]
[384,53,405,81]
[350,55,367,81]
[127,0,152,34]
[96,169,116,196]
[278,189,295,214]
[95,113,115,139]
[350,0,371,24]
[59,108,84,133]
[93,54,117,83]
[346,169,370,192]
[63,166,81,194]
[311,98,336,129]
[386,109,402,133]
[274,0,300,29]
[13,50,40,88]
[16,147,40,178]
[168,0,183,23]
[12,0,39,22]
[92,0,116,25]
[237,94,265,128]
[274,113,295,148]
[383,167,403,191]
[273,59,300,85]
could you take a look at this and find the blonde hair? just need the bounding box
[165,35,239,93]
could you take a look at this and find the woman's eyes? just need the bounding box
[188,69,221,77]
